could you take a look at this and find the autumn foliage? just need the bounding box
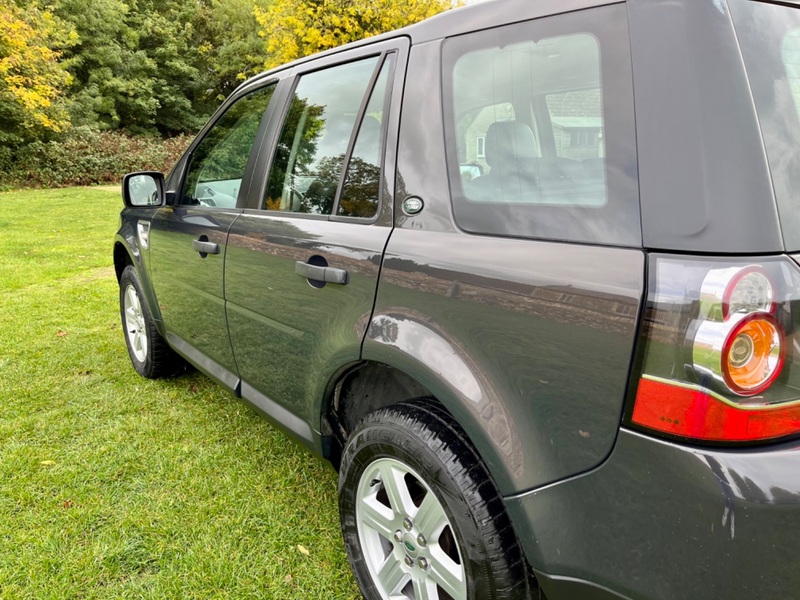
[0,1,74,144]
[254,0,456,70]
[0,0,456,188]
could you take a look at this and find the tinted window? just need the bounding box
[442,5,640,245]
[729,1,800,251]
[338,54,395,219]
[264,57,380,214]
[181,84,275,207]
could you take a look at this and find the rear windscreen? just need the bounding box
[730,0,800,251]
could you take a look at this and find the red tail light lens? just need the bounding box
[630,256,800,443]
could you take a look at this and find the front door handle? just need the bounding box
[192,239,220,255]
[295,261,349,285]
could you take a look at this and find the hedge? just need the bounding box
[0,128,193,190]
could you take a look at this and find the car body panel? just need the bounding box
[367,229,644,495]
[225,215,389,436]
[629,0,783,253]
[506,428,800,600]
[114,208,162,328]
[148,207,241,390]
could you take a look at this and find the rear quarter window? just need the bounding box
[442,4,640,246]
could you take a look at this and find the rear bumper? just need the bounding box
[505,429,800,600]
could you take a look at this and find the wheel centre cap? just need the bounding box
[402,533,419,558]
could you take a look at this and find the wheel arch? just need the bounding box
[113,234,164,327]
[320,356,520,498]
[113,239,133,282]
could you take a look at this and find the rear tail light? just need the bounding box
[629,256,800,443]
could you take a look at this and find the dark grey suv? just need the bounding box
[114,1,800,598]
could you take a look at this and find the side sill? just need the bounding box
[166,333,240,392]
[240,381,316,449]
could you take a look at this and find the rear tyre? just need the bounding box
[339,399,530,600]
[119,265,183,378]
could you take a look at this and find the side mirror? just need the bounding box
[122,171,166,208]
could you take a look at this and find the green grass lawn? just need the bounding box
[0,187,359,599]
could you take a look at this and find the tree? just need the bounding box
[53,0,157,131]
[194,0,270,103]
[254,0,456,70]
[0,0,75,145]
[52,0,271,135]
[53,0,207,134]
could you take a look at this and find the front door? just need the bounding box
[148,82,277,389]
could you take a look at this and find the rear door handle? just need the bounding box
[295,261,349,285]
[192,239,220,255]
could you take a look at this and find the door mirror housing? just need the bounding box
[122,172,166,208]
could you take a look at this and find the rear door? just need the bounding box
[148,82,277,388]
[224,39,408,443]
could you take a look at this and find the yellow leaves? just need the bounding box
[254,0,455,70]
[0,1,73,134]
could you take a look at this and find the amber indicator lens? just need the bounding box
[722,314,784,395]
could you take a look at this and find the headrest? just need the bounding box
[485,121,537,168]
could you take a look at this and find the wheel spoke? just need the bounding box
[428,547,466,600]
[123,284,147,362]
[412,576,438,600]
[376,553,408,595]
[134,330,147,354]
[359,496,395,540]
[126,287,139,312]
[378,462,415,517]
[414,491,449,539]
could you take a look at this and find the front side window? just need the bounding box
[442,5,640,245]
[264,57,381,214]
[181,84,275,207]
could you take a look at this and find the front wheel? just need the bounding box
[339,400,531,600]
[119,265,183,378]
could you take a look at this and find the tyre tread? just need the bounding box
[341,398,536,599]
[119,265,184,379]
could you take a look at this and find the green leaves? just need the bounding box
[0,0,455,170]
[5,0,266,136]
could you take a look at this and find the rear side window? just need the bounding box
[338,54,395,219]
[263,54,394,218]
[442,5,640,245]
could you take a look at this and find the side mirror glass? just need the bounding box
[122,171,166,208]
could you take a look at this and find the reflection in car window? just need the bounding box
[730,0,800,250]
[264,57,380,214]
[453,34,605,208]
[337,54,395,218]
[180,84,275,208]
[782,28,800,120]
[441,5,641,246]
